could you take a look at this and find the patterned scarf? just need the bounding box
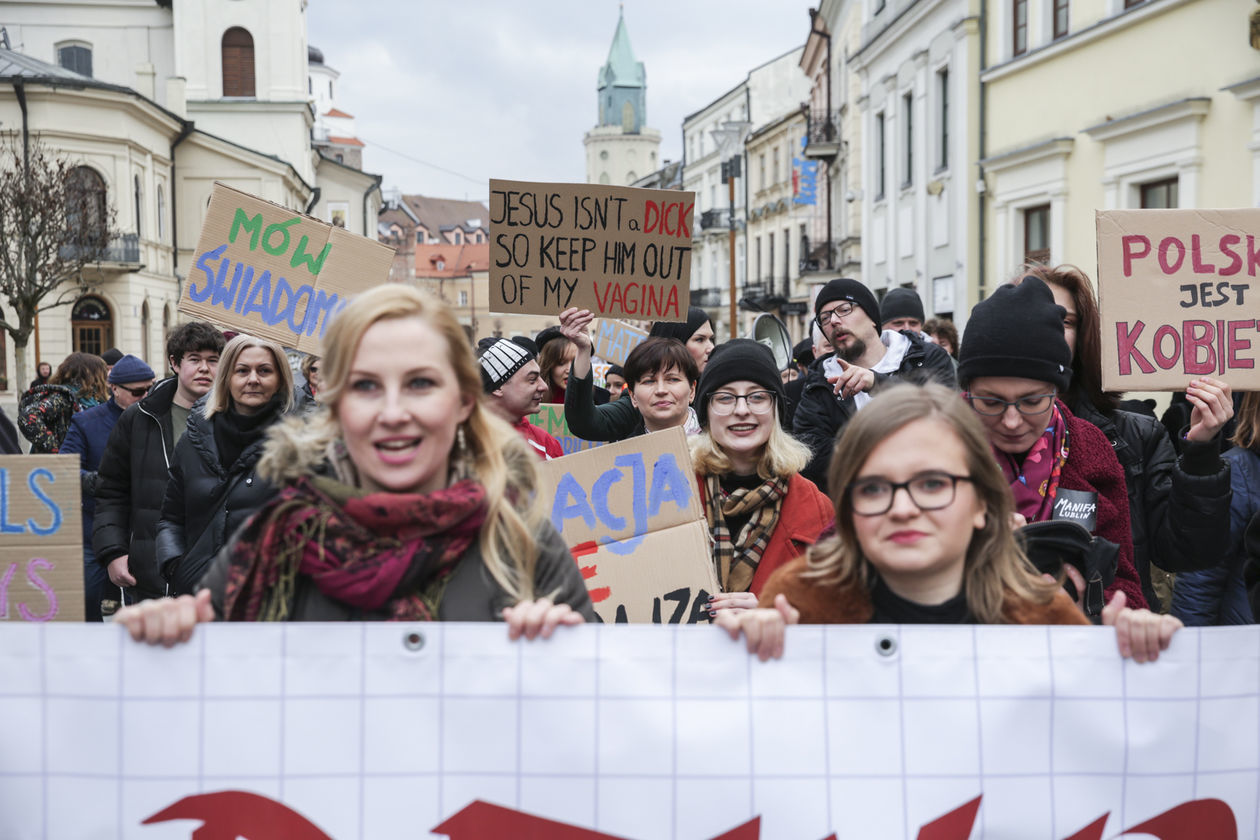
[702,473,788,593]
[223,474,487,621]
[996,403,1070,523]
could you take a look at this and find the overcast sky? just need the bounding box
[306,1,810,203]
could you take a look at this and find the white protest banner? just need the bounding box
[489,179,693,320]
[0,455,82,622]
[0,623,1255,839]
[592,319,649,368]
[535,427,717,623]
[527,403,604,456]
[181,183,395,353]
[1097,208,1260,390]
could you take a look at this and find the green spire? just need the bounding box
[599,7,645,89]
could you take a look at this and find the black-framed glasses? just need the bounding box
[848,471,973,516]
[816,300,856,328]
[965,391,1056,416]
[708,390,776,415]
[115,384,152,398]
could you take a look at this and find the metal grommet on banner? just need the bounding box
[875,634,898,657]
[403,630,426,652]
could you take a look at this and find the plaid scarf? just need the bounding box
[223,474,487,621]
[702,473,788,593]
[997,402,1070,523]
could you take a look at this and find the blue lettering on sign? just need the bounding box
[187,244,349,339]
[549,450,692,555]
[0,468,62,535]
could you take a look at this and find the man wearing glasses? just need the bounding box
[60,355,156,621]
[94,322,225,611]
[794,278,955,490]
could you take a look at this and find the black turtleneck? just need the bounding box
[212,393,284,470]
[868,575,974,624]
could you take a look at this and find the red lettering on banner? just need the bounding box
[1062,814,1108,840]
[1122,798,1238,839]
[1159,236,1187,274]
[592,281,680,319]
[1116,321,1156,375]
[143,791,333,840]
[1220,234,1243,276]
[1229,320,1256,369]
[916,795,982,840]
[1183,320,1216,375]
[1152,324,1181,370]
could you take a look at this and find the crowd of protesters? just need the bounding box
[5,263,1251,659]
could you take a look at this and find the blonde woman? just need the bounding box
[718,384,1181,663]
[121,285,592,643]
[155,334,293,595]
[691,340,832,615]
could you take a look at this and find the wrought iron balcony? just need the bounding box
[699,209,728,231]
[60,233,141,267]
[690,287,722,307]
[799,239,835,273]
[802,110,843,160]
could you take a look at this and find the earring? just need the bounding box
[452,423,474,481]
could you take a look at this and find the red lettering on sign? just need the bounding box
[143,791,333,840]
[1152,324,1181,370]
[1229,320,1257,369]
[1116,321,1156,375]
[1122,235,1151,276]
[1062,813,1108,840]
[1182,320,1216,375]
[916,795,981,840]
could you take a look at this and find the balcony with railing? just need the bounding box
[690,287,722,308]
[802,110,843,160]
[60,233,142,269]
[699,209,728,231]
[799,239,835,274]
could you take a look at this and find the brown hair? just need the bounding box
[803,383,1057,623]
[49,353,108,403]
[536,334,574,390]
[1017,264,1120,413]
[923,318,959,359]
[1233,392,1260,451]
[623,337,700,386]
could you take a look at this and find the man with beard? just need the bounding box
[479,338,564,460]
[793,278,955,490]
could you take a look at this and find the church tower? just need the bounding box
[584,8,661,186]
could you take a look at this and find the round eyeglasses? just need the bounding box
[964,391,1056,416]
[708,391,776,415]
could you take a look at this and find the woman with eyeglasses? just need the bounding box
[715,384,1180,662]
[1015,266,1233,614]
[690,340,832,615]
[956,276,1146,611]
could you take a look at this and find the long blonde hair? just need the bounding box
[689,415,810,480]
[804,383,1057,623]
[262,283,541,601]
[203,334,295,418]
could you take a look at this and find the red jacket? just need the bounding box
[699,472,834,595]
[514,417,564,460]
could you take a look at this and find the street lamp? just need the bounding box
[710,120,750,339]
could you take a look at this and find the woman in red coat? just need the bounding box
[690,339,832,615]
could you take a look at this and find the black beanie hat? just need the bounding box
[880,288,925,325]
[791,337,814,368]
[694,338,787,427]
[534,326,565,355]
[957,276,1072,392]
[814,278,880,329]
[649,306,710,343]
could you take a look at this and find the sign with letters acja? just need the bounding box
[489,179,694,321]
[534,427,718,624]
[1097,208,1260,390]
[181,183,396,353]
[0,455,82,622]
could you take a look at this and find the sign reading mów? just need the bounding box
[181,183,395,353]
[1097,208,1260,390]
[489,179,693,321]
[535,427,716,623]
[0,455,82,621]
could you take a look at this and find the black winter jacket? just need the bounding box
[155,399,278,595]
[92,378,182,598]
[1070,400,1232,608]
[793,331,956,490]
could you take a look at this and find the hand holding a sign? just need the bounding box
[1101,591,1183,663]
[501,597,585,641]
[714,594,801,661]
[707,591,759,615]
[825,357,876,401]
[559,307,595,380]
[114,590,214,647]
[1183,377,1234,444]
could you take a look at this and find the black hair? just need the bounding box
[166,321,225,367]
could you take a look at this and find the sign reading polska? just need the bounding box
[1097,208,1260,390]
[181,183,395,353]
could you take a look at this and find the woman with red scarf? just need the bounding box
[957,276,1147,614]
[117,285,593,643]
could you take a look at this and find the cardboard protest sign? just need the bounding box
[1097,208,1260,390]
[535,427,717,623]
[489,179,694,320]
[527,403,603,456]
[181,183,395,353]
[592,319,649,367]
[0,455,82,621]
